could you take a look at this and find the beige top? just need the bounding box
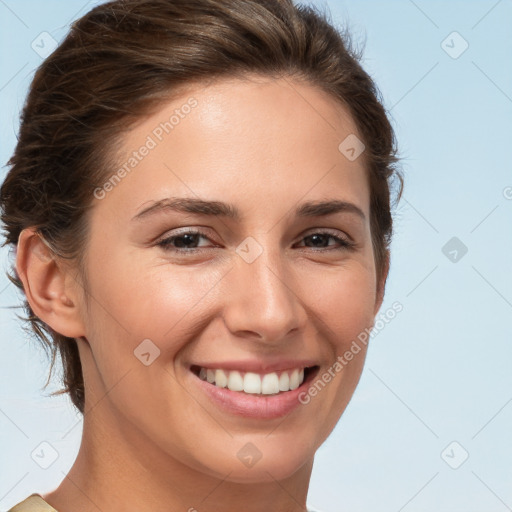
[8,493,322,511]
[8,494,57,512]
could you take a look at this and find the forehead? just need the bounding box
[96,75,370,222]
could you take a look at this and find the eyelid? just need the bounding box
[155,226,356,253]
[301,227,352,241]
[155,227,214,247]
[295,229,356,250]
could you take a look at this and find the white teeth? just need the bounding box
[196,366,308,395]
[278,372,290,391]
[243,372,261,394]
[290,369,300,390]
[215,369,228,388]
[261,373,279,394]
[227,370,244,392]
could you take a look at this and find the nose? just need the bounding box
[221,239,308,346]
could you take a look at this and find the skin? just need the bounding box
[17,74,388,512]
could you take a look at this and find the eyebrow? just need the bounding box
[132,197,366,222]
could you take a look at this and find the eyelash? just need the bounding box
[156,229,356,253]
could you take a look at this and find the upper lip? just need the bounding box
[189,359,319,373]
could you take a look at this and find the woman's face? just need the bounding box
[75,75,385,482]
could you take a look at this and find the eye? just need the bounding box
[294,231,355,251]
[156,229,213,252]
[156,228,355,254]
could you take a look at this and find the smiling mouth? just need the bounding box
[190,365,319,395]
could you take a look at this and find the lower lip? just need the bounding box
[192,369,317,419]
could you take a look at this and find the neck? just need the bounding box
[43,406,314,512]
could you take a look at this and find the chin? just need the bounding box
[217,456,313,484]
[191,433,319,484]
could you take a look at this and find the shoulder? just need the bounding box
[8,494,57,512]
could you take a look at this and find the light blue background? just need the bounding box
[1,1,511,511]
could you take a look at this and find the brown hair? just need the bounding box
[0,0,402,414]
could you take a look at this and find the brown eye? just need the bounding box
[296,231,355,250]
[157,229,214,252]
[156,229,355,255]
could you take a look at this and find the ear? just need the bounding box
[373,249,390,316]
[16,228,85,339]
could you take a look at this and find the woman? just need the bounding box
[1,0,402,510]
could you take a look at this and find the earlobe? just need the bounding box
[16,228,85,338]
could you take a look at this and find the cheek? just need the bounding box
[298,259,376,413]
[301,260,377,341]
[82,249,230,374]
[86,244,199,332]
